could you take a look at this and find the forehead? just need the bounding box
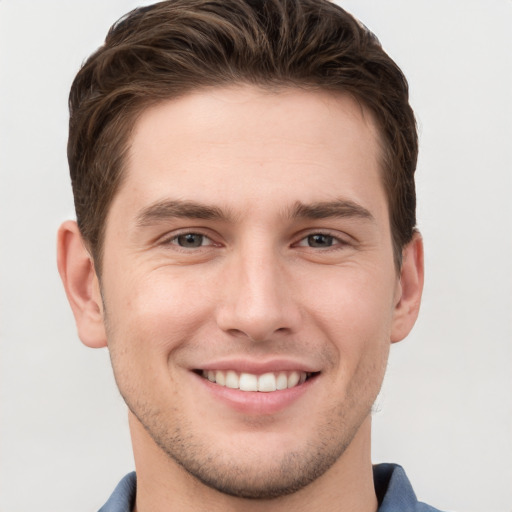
[98,87,391,248]
[121,86,384,208]
[130,86,382,156]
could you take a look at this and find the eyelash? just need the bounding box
[161,230,350,251]
[164,231,217,250]
[294,232,349,250]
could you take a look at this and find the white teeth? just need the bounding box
[288,371,300,388]
[257,372,276,392]
[201,370,311,392]
[215,370,226,386]
[225,370,239,389]
[239,373,258,391]
[276,372,288,390]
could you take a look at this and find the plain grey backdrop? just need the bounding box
[1,1,511,511]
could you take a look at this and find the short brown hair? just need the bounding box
[68,0,418,269]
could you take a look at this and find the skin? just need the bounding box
[58,86,424,512]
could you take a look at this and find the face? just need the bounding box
[99,86,402,498]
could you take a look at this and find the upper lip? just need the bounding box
[193,358,321,375]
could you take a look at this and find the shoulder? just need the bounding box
[374,463,446,512]
[98,472,136,512]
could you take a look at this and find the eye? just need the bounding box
[296,233,342,249]
[171,233,213,248]
[305,234,335,248]
[294,229,356,251]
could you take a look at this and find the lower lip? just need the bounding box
[193,372,318,415]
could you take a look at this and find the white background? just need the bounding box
[0,1,511,511]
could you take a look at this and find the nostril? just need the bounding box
[224,326,292,343]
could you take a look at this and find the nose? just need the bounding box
[215,248,301,342]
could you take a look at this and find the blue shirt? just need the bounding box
[98,463,443,511]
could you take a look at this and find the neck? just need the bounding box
[130,413,378,512]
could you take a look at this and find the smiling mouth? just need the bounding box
[197,370,318,392]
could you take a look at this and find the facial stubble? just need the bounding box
[107,340,388,500]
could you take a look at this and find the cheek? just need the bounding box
[305,266,396,356]
[103,268,217,358]
[102,273,202,408]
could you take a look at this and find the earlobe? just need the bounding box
[57,220,107,348]
[390,232,424,343]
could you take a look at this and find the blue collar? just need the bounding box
[99,463,443,511]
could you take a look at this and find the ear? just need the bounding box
[390,231,424,343]
[57,220,107,348]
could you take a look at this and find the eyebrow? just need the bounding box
[136,198,374,227]
[136,199,231,227]
[289,199,374,222]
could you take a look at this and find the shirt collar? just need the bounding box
[99,464,442,512]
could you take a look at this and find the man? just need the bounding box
[57,0,436,510]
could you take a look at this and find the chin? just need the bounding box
[163,441,344,500]
[131,402,364,500]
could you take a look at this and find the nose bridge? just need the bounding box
[217,240,298,341]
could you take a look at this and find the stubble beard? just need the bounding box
[104,305,388,500]
[107,346,387,500]
[127,398,365,500]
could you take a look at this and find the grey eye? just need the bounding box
[176,233,205,248]
[307,234,334,248]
